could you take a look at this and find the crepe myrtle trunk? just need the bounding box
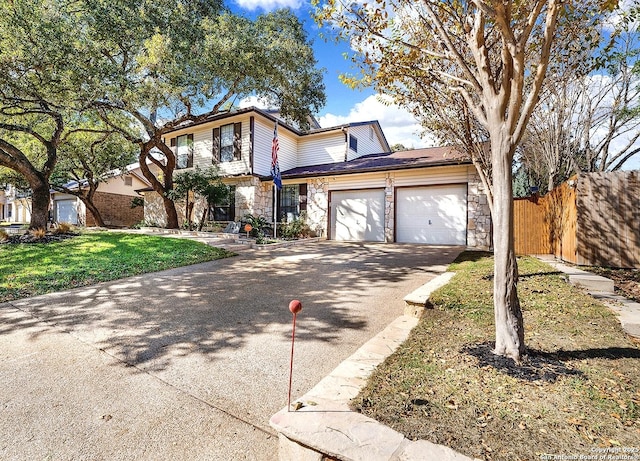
[30,179,51,230]
[491,131,525,362]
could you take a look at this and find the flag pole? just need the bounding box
[273,182,277,239]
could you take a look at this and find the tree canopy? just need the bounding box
[87,3,325,228]
[0,0,326,229]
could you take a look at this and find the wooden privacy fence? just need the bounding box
[514,171,640,268]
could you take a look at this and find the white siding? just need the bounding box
[326,173,386,190]
[169,116,252,176]
[253,118,298,176]
[298,132,346,167]
[392,165,469,187]
[347,124,386,160]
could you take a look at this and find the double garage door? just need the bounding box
[330,184,467,245]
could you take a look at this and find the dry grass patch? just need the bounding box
[353,253,640,461]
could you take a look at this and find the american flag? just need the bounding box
[271,121,282,190]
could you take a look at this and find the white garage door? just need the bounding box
[330,189,385,242]
[396,185,467,245]
[56,200,78,224]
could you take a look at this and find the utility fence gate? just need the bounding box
[514,171,640,269]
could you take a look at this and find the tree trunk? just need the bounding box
[491,135,525,362]
[81,197,105,227]
[198,204,208,231]
[137,142,179,229]
[30,179,51,230]
[163,195,179,229]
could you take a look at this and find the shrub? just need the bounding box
[54,222,74,234]
[0,229,8,242]
[242,214,272,243]
[29,228,47,239]
[279,212,311,240]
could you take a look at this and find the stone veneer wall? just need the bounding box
[384,174,394,242]
[466,169,492,250]
[144,177,270,228]
[143,170,492,249]
[306,178,329,238]
[235,177,273,220]
[144,192,168,227]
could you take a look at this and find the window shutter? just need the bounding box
[187,134,194,168]
[233,122,242,161]
[299,183,307,212]
[170,137,176,150]
[212,128,220,163]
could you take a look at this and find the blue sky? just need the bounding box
[228,0,432,149]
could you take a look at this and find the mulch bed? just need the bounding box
[1,232,79,245]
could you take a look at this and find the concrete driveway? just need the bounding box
[0,241,462,460]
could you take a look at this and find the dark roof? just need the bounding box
[280,146,471,179]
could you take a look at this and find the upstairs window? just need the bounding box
[171,134,193,170]
[349,134,358,153]
[213,122,242,163]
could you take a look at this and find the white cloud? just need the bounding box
[233,0,303,11]
[237,95,277,110]
[318,94,437,149]
[603,0,639,31]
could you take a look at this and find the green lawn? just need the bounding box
[353,253,640,460]
[0,231,234,303]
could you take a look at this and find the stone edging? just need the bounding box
[269,272,474,461]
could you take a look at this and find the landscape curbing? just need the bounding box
[269,272,475,461]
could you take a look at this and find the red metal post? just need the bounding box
[288,299,302,411]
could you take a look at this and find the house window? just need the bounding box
[349,134,358,153]
[369,126,374,141]
[172,134,193,170]
[213,122,242,163]
[209,185,235,221]
[277,184,307,222]
[124,176,133,186]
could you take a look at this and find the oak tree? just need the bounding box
[87,2,325,228]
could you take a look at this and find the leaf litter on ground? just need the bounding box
[352,253,640,461]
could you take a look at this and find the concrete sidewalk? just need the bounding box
[0,242,462,460]
[539,256,640,340]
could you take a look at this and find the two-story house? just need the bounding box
[144,107,492,249]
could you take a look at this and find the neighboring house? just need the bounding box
[51,166,150,227]
[143,107,492,249]
[0,184,31,224]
